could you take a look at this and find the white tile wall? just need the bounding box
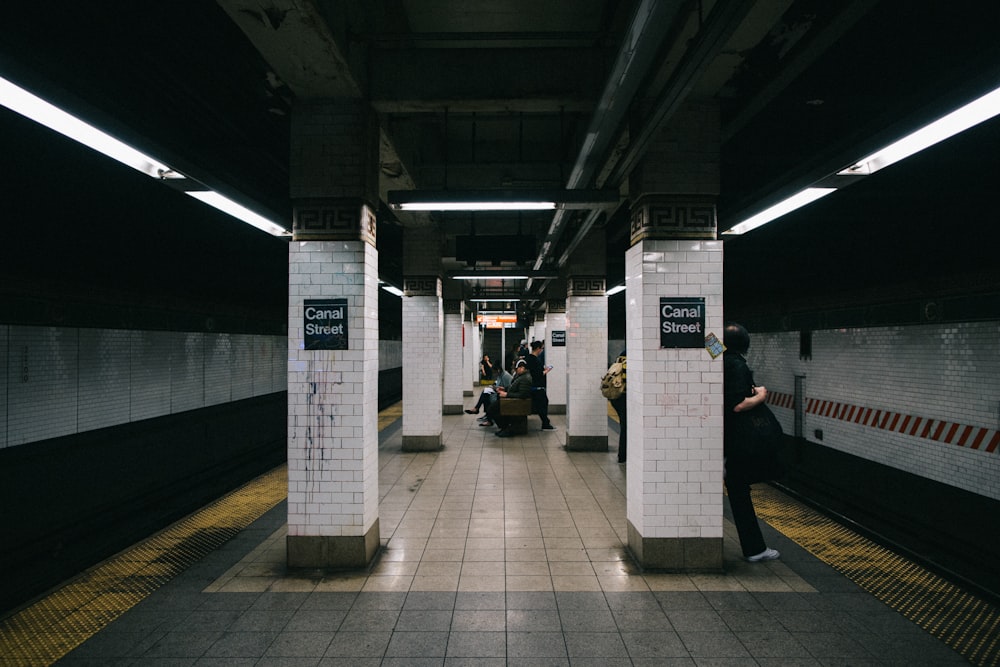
[131,330,173,421]
[625,239,725,540]
[287,240,380,538]
[170,332,206,414]
[546,312,568,407]
[443,310,465,407]
[205,333,233,406]
[402,294,444,436]
[566,298,606,435]
[751,322,1000,501]
[78,328,131,432]
[0,324,285,449]
[7,326,79,446]
[231,334,254,401]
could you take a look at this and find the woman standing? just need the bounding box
[723,322,780,563]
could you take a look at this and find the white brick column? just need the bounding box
[401,276,443,450]
[443,299,465,412]
[545,306,568,413]
[624,236,724,569]
[565,279,608,450]
[623,100,724,570]
[464,316,478,394]
[286,99,381,568]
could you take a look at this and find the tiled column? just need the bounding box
[565,279,609,451]
[442,299,465,413]
[545,303,568,414]
[401,274,443,451]
[286,100,381,568]
[625,100,724,570]
[463,314,478,394]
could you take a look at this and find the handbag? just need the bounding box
[733,403,786,483]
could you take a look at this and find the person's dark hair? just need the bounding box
[530,340,543,351]
[723,322,750,354]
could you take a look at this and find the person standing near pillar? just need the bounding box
[723,322,780,562]
[524,340,555,430]
[608,349,627,463]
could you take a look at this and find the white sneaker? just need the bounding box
[746,547,780,563]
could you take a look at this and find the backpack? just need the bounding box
[600,356,626,399]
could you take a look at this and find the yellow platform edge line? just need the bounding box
[753,484,999,667]
[0,405,403,666]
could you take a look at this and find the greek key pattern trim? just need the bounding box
[567,277,605,297]
[630,197,716,243]
[293,199,377,246]
[403,276,441,297]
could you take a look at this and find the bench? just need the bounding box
[498,397,534,434]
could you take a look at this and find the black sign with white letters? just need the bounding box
[304,299,348,350]
[660,297,705,348]
[551,330,566,347]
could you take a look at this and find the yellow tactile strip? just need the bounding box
[0,465,287,667]
[753,484,1000,667]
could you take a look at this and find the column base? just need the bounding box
[565,435,608,451]
[287,519,380,569]
[402,434,442,451]
[443,404,463,415]
[548,404,566,414]
[627,520,722,571]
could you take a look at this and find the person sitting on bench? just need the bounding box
[486,359,533,437]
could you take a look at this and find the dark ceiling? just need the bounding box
[2,0,1000,323]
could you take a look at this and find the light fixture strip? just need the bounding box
[726,83,1000,236]
[0,75,290,237]
[0,75,174,179]
[723,188,836,236]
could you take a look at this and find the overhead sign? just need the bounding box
[660,297,705,348]
[304,299,348,350]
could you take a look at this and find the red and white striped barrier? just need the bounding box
[765,392,999,454]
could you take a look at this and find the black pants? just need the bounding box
[471,389,496,412]
[609,394,627,462]
[725,474,766,557]
[531,388,551,427]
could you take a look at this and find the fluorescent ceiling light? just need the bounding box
[388,189,618,212]
[473,298,522,302]
[452,274,530,280]
[724,84,1000,236]
[840,85,1000,175]
[400,201,555,211]
[0,75,177,179]
[723,188,836,236]
[380,284,404,297]
[186,191,290,237]
[0,75,290,237]
[605,284,626,296]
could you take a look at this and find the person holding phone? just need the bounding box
[524,341,555,430]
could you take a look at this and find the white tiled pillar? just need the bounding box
[286,99,381,568]
[286,236,380,567]
[623,100,724,570]
[464,316,478,394]
[443,299,465,412]
[401,276,443,450]
[545,306,568,413]
[565,279,608,450]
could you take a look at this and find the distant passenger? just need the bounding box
[487,359,533,437]
[723,322,780,563]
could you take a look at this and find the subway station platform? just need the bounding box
[2,404,994,666]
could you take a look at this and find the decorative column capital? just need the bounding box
[629,195,716,244]
[293,198,377,245]
[403,275,442,297]
[566,277,605,297]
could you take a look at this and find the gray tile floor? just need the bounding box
[57,411,967,665]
